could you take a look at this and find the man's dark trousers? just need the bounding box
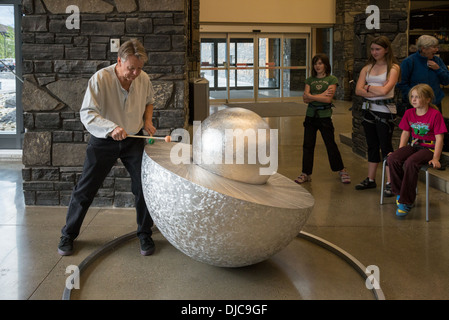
[61,134,153,240]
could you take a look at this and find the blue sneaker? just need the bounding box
[396,203,413,217]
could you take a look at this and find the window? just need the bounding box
[0,1,23,149]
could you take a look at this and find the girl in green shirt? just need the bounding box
[295,53,351,184]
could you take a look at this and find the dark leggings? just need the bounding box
[362,111,395,163]
[302,116,345,175]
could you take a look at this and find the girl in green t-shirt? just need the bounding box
[294,53,351,184]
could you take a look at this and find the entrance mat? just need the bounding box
[225,102,307,117]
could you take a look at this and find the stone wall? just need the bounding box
[21,0,200,206]
[333,0,408,101]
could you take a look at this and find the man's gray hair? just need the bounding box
[416,35,439,50]
[118,39,148,63]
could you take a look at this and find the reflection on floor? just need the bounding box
[209,89,303,100]
[1,100,449,300]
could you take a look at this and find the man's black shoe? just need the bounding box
[58,236,74,256]
[140,236,155,256]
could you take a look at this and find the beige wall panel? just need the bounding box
[200,0,335,24]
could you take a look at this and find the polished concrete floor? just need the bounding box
[1,100,449,301]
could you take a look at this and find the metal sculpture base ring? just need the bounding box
[61,231,385,300]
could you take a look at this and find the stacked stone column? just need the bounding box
[21,0,199,206]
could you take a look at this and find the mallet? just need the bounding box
[128,134,172,144]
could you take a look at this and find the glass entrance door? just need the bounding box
[229,35,255,101]
[200,33,309,103]
[200,34,228,101]
[258,35,281,100]
[0,1,22,149]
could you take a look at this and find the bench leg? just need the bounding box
[426,169,429,222]
[380,159,387,205]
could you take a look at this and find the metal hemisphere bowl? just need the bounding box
[141,143,314,267]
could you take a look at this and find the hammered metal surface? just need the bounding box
[142,142,314,267]
[192,107,274,184]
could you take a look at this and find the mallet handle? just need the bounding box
[128,135,165,140]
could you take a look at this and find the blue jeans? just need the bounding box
[61,134,153,240]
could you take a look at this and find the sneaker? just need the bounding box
[58,236,74,256]
[384,182,394,197]
[139,236,155,256]
[396,202,413,217]
[355,177,376,190]
[339,170,351,184]
[294,173,311,184]
[396,195,414,208]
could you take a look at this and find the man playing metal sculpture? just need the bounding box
[58,39,156,256]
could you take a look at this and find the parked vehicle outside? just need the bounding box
[0,59,15,72]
